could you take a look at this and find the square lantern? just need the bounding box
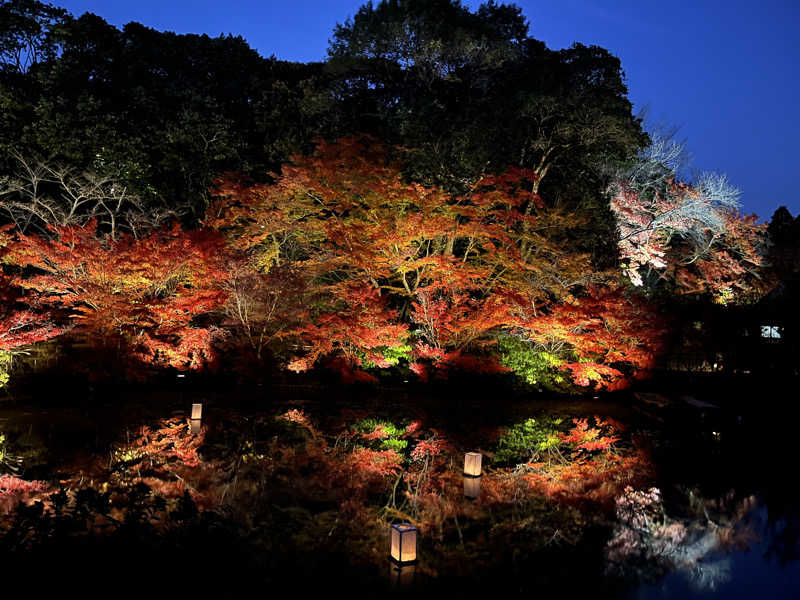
[464,452,482,478]
[191,403,202,420]
[463,475,481,500]
[390,523,418,565]
[190,419,202,434]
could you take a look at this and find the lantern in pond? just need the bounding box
[191,403,202,420]
[463,475,481,499]
[390,523,417,564]
[464,452,482,477]
[190,419,202,434]
[389,562,417,587]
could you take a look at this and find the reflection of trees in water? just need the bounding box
[764,499,800,566]
[605,486,760,591]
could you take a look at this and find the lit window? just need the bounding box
[761,325,781,339]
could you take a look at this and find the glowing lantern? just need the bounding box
[190,419,202,434]
[463,476,480,499]
[390,523,417,564]
[464,452,482,477]
[191,403,202,420]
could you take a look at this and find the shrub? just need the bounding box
[494,417,566,465]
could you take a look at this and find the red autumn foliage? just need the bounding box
[0,293,66,352]
[5,221,229,372]
[0,225,67,355]
[560,418,620,452]
[347,448,404,479]
[610,176,770,303]
[209,137,666,387]
[0,137,686,387]
[521,449,653,510]
[519,286,668,389]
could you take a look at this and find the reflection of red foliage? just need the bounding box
[280,408,313,430]
[560,418,619,452]
[347,448,403,479]
[521,449,653,509]
[410,438,445,462]
[122,417,206,468]
[0,474,50,515]
[101,416,219,510]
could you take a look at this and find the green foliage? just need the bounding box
[380,437,408,452]
[357,343,413,369]
[494,416,566,466]
[351,418,408,452]
[0,418,55,475]
[0,431,23,474]
[379,343,413,367]
[0,350,11,388]
[351,418,404,437]
[496,335,575,393]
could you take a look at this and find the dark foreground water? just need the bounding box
[1,375,798,599]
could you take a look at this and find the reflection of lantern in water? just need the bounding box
[464,452,482,477]
[190,403,202,434]
[389,562,417,587]
[463,476,481,499]
[390,523,417,564]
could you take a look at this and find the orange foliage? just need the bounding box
[521,450,653,509]
[560,418,619,452]
[5,221,229,371]
[519,287,668,389]
[0,225,67,354]
[209,137,664,386]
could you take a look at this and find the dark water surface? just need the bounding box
[1,377,798,598]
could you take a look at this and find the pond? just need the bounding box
[1,377,798,598]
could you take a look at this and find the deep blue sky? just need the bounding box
[55,0,800,219]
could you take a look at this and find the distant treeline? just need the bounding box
[1,1,640,239]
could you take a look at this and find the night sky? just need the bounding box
[55,0,800,219]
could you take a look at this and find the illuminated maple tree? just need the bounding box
[608,140,769,302]
[5,220,229,372]
[0,225,68,387]
[210,137,623,383]
[515,286,667,390]
[668,210,771,304]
